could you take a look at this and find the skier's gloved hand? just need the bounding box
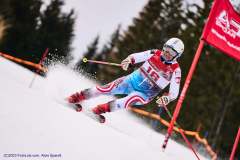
[121,56,132,71]
[156,96,170,106]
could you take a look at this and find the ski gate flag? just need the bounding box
[202,0,240,60]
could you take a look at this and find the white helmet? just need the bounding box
[162,37,184,63]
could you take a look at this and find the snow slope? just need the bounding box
[0,57,208,160]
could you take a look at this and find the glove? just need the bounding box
[156,96,170,106]
[121,56,132,71]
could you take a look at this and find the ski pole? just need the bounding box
[82,57,121,67]
[159,105,201,160]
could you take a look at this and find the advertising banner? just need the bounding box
[202,0,240,60]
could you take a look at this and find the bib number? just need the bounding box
[146,66,159,82]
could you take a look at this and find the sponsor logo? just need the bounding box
[216,10,240,39]
[146,66,160,82]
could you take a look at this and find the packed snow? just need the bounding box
[0,57,209,160]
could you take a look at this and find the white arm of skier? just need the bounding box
[128,50,155,64]
[168,68,181,102]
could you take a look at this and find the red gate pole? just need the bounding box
[230,127,240,160]
[29,48,49,88]
[162,40,205,150]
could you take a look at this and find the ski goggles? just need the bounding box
[162,45,178,58]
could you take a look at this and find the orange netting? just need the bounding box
[0,52,47,72]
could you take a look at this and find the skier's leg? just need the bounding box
[92,91,151,114]
[94,76,130,96]
[67,76,128,103]
[110,91,151,111]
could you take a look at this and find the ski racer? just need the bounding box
[67,37,184,119]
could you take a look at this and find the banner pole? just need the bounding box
[162,40,205,150]
[229,127,240,160]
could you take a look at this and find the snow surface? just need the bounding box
[0,57,209,160]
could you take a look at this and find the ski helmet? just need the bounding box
[161,37,184,63]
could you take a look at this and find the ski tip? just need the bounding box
[99,115,106,123]
[75,104,82,112]
[76,107,82,112]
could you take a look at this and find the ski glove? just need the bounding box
[121,56,132,71]
[156,96,170,106]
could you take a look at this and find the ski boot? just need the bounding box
[66,91,86,112]
[91,103,111,123]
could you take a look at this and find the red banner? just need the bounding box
[202,0,240,60]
